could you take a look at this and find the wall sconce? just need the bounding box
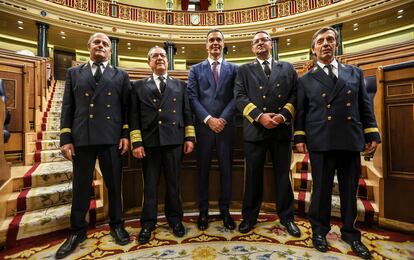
[216,0,224,13]
[166,0,174,12]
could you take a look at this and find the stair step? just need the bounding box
[0,199,104,245]
[41,123,60,131]
[13,161,73,190]
[33,140,61,151]
[6,180,103,216]
[32,149,66,163]
[293,172,375,200]
[37,130,60,141]
[43,111,61,118]
[294,191,378,224]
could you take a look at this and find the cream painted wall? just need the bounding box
[0,36,37,55]
[223,0,268,11]
[343,27,414,54]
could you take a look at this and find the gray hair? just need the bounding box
[147,46,167,60]
[87,32,111,47]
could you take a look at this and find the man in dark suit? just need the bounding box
[294,27,380,259]
[234,31,301,237]
[130,46,195,244]
[187,29,237,231]
[57,32,130,259]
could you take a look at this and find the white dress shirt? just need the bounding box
[89,60,108,75]
[152,73,168,93]
[317,59,338,78]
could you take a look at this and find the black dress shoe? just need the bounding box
[197,212,209,231]
[282,220,301,237]
[312,234,328,252]
[220,210,236,230]
[172,222,185,237]
[138,227,153,244]
[238,220,254,234]
[347,240,372,259]
[110,226,130,245]
[55,233,87,259]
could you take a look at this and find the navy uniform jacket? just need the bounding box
[294,62,381,151]
[60,63,130,147]
[129,76,195,148]
[234,60,297,142]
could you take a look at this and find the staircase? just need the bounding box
[292,153,379,225]
[0,81,106,248]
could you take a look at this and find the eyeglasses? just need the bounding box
[150,53,166,59]
[252,37,271,45]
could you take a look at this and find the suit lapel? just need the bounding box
[145,76,162,100]
[328,62,349,103]
[79,63,96,92]
[92,65,115,100]
[202,60,216,91]
[215,60,229,97]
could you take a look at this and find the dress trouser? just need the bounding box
[140,145,183,229]
[71,145,124,235]
[242,139,294,224]
[195,123,234,213]
[308,150,361,242]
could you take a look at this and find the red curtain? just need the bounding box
[200,0,209,10]
[181,0,189,10]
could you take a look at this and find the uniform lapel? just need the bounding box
[327,62,349,103]
[92,65,115,100]
[265,60,281,95]
[79,63,96,92]
[145,76,162,100]
[161,76,175,106]
[310,65,334,93]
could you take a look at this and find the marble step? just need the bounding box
[12,161,74,190]
[0,199,104,247]
[294,191,378,224]
[6,180,103,216]
[37,130,60,141]
[28,140,60,153]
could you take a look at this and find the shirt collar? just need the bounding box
[89,60,109,68]
[153,73,168,80]
[317,59,338,70]
[208,56,223,65]
[256,56,273,66]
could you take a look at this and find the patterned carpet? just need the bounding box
[1,214,413,259]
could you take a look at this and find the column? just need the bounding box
[332,24,343,56]
[271,37,279,61]
[164,41,176,70]
[110,37,119,67]
[36,22,49,57]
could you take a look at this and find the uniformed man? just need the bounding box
[57,32,131,259]
[129,46,195,244]
[234,31,301,237]
[294,27,380,259]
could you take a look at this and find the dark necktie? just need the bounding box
[263,60,271,78]
[159,76,166,94]
[93,62,102,83]
[212,61,219,86]
[325,64,337,84]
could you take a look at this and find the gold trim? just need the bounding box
[60,128,71,134]
[243,103,256,124]
[122,124,129,129]
[364,127,379,134]
[185,126,196,137]
[283,103,296,117]
[294,131,306,136]
[130,129,142,142]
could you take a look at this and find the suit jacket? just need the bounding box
[234,59,298,142]
[60,63,130,147]
[129,75,195,148]
[187,59,237,125]
[294,62,381,151]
